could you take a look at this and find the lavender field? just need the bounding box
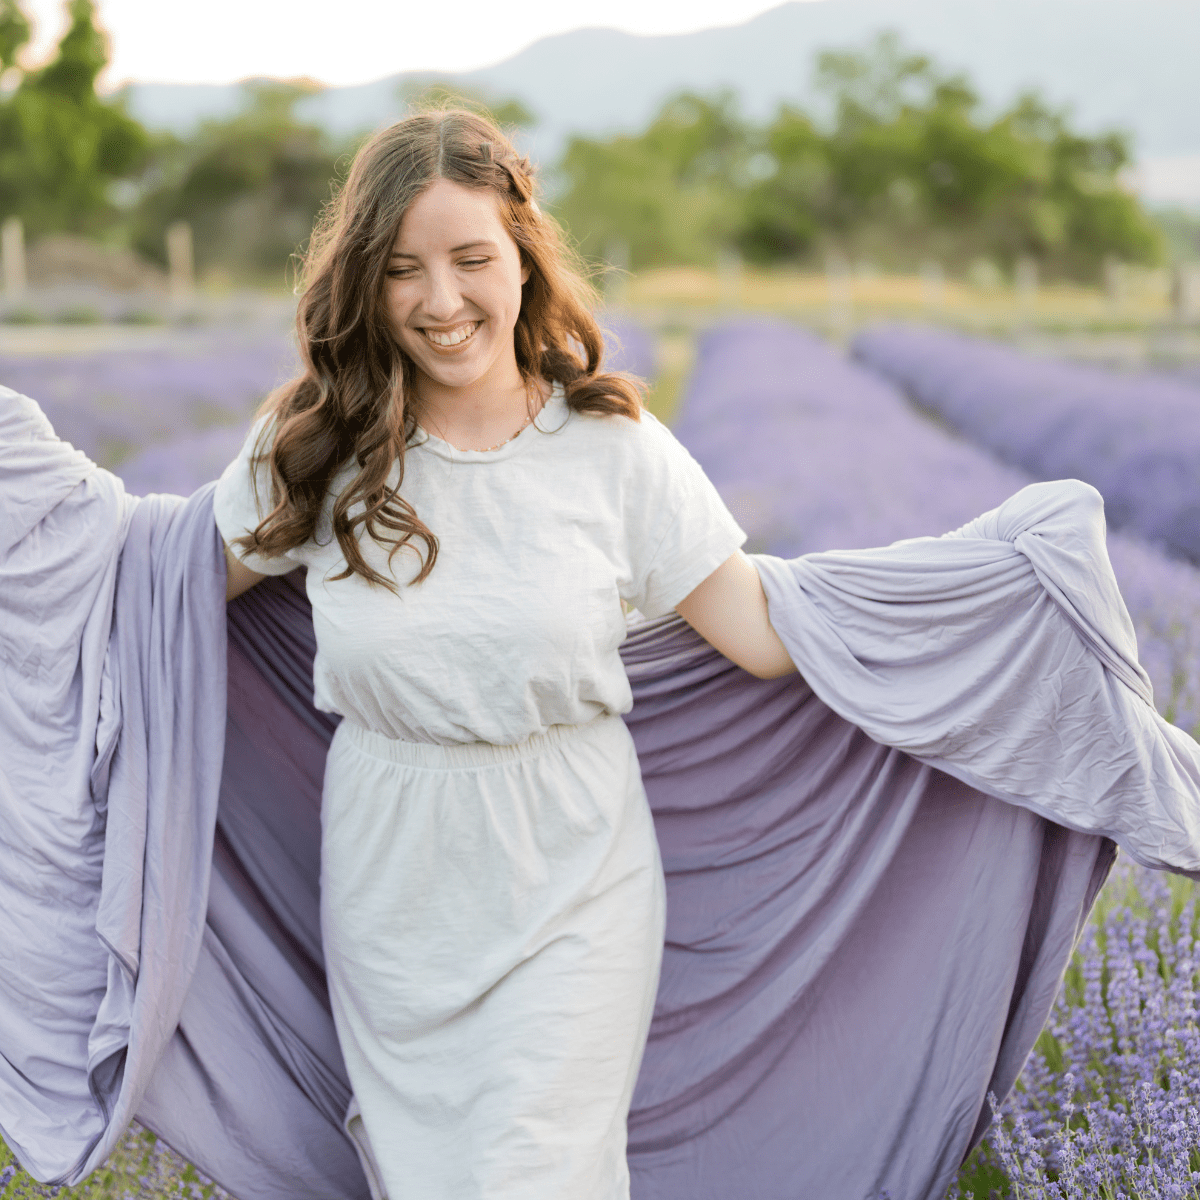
[6,317,1200,1197]
[854,326,1200,569]
[675,319,1200,1196]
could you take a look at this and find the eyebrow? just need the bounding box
[390,240,498,259]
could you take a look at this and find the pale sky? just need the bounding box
[18,0,804,90]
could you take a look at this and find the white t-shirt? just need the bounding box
[213,384,745,745]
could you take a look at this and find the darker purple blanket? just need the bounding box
[141,535,1111,1200]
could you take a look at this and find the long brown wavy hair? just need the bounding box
[234,108,643,590]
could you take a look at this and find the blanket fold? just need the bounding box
[3,392,1196,1200]
[755,479,1200,876]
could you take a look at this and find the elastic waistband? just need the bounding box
[338,712,619,770]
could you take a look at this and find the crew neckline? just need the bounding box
[409,382,568,463]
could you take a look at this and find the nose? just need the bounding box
[421,263,465,323]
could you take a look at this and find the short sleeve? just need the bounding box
[212,415,306,576]
[624,415,746,618]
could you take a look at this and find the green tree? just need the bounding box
[555,91,751,268]
[554,31,1161,280]
[980,95,1159,276]
[0,0,31,72]
[131,80,348,280]
[737,107,829,261]
[737,32,1161,277]
[0,0,148,237]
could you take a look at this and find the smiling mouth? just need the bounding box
[421,321,480,349]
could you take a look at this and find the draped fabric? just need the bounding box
[6,389,1200,1199]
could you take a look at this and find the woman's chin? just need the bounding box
[417,358,486,390]
[410,343,509,393]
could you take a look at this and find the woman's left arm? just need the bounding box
[675,550,797,679]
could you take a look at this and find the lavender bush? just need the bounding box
[674,319,1030,556]
[0,328,297,474]
[947,858,1200,1200]
[852,325,1200,566]
[116,424,253,498]
[674,321,1200,1195]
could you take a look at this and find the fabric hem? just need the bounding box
[637,525,748,619]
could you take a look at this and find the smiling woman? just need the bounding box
[212,108,788,1200]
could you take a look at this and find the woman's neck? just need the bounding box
[415,364,549,453]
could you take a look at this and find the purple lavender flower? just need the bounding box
[947,860,1200,1199]
[116,423,251,498]
[0,328,297,471]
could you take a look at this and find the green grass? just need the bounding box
[0,1123,231,1200]
[641,327,694,426]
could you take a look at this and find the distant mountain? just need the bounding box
[118,0,1200,197]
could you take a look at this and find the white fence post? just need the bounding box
[166,220,194,304]
[1015,257,1039,314]
[826,250,852,340]
[1104,256,1127,313]
[921,260,945,314]
[1171,263,1200,323]
[717,247,743,310]
[2,216,26,299]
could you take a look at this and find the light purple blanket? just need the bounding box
[5,386,1200,1199]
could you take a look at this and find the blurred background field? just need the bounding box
[4,0,1200,1196]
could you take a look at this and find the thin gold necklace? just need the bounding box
[421,383,547,453]
[473,410,535,453]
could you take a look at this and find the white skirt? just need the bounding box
[320,713,666,1200]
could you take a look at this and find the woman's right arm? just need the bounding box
[224,542,268,602]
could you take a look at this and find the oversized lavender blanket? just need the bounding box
[5,386,1200,1199]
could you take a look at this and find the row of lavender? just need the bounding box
[672,320,1200,1198]
[0,327,299,496]
[854,326,1200,568]
[0,315,655,500]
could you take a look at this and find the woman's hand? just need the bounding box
[224,542,267,602]
[675,550,797,679]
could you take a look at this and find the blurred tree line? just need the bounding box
[556,33,1164,281]
[0,2,1170,286]
[0,0,528,284]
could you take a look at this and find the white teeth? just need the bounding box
[425,322,478,348]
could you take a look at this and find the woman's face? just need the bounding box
[385,178,530,396]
